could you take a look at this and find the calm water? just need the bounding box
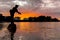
[0,22,60,40]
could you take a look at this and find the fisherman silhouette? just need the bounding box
[7,22,16,40]
[10,5,21,21]
[7,5,21,40]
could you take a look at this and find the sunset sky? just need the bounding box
[0,0,60,19]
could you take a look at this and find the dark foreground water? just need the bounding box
[0,22,60,40]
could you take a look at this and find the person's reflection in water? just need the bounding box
[7,22,16,40]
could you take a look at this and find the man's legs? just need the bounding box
[10,13,14,22]
[11,33,14,40]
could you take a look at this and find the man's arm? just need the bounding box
[17,11,21,14]
[16,10,21,14]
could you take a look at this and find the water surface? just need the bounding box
[0,22,60,40]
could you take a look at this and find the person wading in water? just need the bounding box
[7,5,21,40]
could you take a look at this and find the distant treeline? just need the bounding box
[0,14,20,22]
[23,16,59,22]
[0,14,59,22]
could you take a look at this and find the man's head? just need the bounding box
[15,5,19,8]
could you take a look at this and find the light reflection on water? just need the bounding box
[0,22,60,40]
